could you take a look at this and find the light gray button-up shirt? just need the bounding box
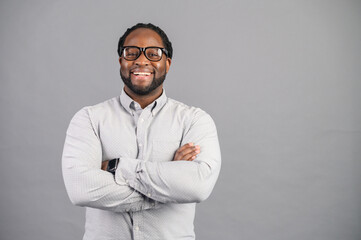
[62,89,221,240]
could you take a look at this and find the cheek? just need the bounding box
[153,62,166,74]
[120,63,131,76]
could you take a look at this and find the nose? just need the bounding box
[134,51,150,66]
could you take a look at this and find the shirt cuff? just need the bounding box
[116,157,157,199]
[115,157,140,188]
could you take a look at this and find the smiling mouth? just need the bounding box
[132,72,152,76]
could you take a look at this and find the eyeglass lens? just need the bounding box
[123,47,163,61]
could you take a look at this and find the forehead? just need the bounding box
[124,28,164,47]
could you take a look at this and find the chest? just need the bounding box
[97,109,186,162]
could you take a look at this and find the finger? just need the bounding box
[173,143,195,161]
[176,142,194,153]
[177,145,198,157]
[101,161,109,170]
[184,151,200,161]
[183,153,196,161]
[181,147,200,161]
[173,143,200,161]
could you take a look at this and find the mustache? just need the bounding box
[129,66,156,73]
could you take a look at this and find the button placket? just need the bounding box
[132,211,143,240]
[136,109,151,160]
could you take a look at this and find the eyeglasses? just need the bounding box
[120,46,168,62]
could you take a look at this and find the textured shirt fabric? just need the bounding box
[62,89,221,240]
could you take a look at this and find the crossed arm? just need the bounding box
[102,143,200,170]
[62,108,221,212]
[112,113,221,204]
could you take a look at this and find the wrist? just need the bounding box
[107,158,119,175]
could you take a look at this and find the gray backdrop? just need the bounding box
[1,0,360,239]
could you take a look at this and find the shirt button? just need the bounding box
[140,118,144,122]
[125,180,129,184]
[147,193,151,197]
[135,226,140,231]
[139,143,143,147]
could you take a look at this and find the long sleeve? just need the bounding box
[62,107,159,212]
[116,112,221,204]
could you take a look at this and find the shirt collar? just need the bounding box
[119,88,167,116]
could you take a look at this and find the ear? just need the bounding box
[118,57,122,65]
[165,58,172,74]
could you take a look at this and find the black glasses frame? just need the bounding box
[120,46,169,62]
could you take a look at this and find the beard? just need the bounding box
[120,70,166,96]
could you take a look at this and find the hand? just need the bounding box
[101,161,109,170]
[173,143,200,161]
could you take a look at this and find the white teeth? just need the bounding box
[133,72,151,76]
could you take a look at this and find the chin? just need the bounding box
[120,71,165,96]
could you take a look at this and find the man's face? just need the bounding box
[119,28,171,96]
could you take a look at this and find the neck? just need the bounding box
[124,86,163,109]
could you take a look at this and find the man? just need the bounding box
[62,23,221,240]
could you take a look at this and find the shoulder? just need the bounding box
[72,96,122,122]
[166,97,215,126]
[86,96,121,114]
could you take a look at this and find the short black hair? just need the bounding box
[117,23,173,59]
